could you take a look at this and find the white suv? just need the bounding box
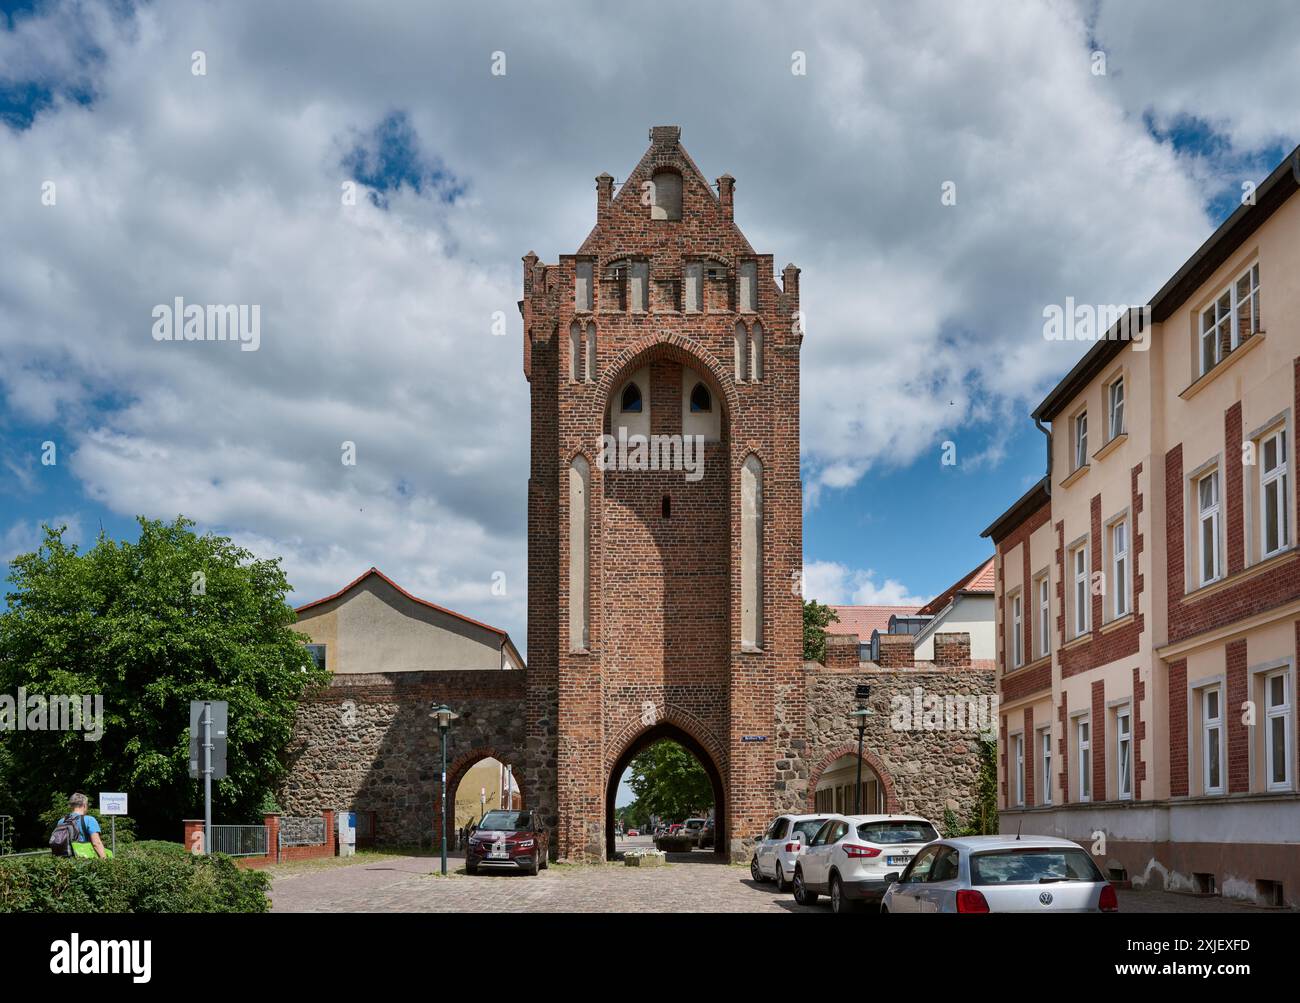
[793,814,940,913]
[751,813,839,892]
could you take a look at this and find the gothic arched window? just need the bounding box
[690,382,712,413]
[621,382,643,413]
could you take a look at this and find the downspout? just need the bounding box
[1035,415,1052,495]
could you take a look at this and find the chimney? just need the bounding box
[782,262,800,298]
[824,632,860,668]
[717,174,735,220]
[878,634,915,669]
[596,173,613,221]
[649,125,681,147]
[934,632,972,668]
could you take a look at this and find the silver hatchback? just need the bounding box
[880,835,1119,913]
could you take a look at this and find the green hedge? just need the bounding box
[0,843,270,913]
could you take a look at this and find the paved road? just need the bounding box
[269,848,1269,913]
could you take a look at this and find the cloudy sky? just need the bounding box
[2,0,1298,653]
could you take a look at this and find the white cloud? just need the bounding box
[0,513,83,563]
[0,0,1294,652]
[802,559,929,608]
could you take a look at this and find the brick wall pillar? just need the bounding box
[717,174,735,220]
[1168,659,1188,796]
[182,819,204,854]
[879,634,914,668]
[1226,639,1249,793]
[1091,680,1106,801]
[264,813,281,863]
[323,809,336,856]
[824,633,859,668]
[934,632,971,667]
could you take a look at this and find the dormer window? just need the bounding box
[620,383,643,413]
[690,383,712,413]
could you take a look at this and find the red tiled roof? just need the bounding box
[295,567,508,637]
[825,605,921,638]
[915,556,995,617]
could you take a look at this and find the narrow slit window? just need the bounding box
[661,495,671,519]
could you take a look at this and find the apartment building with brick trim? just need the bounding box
[982,147,1300,908]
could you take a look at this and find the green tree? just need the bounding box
[803,598,840,661]
[0,517,329,842]
[623,741,713,822]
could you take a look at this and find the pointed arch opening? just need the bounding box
[606,721,726,860]
[569,454,590,652]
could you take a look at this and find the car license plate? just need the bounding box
[490,842,508,859]
[887,855,911,866]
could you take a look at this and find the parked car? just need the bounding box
[793,814,940,912]
[751,813,838,892]
[699,818,715,849]
[465,809,549,876]
[881,835,1120,913]
[626,828,639,837]
[668,822,684,834]
[683,818,708,845]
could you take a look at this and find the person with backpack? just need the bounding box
[49,793,110,860]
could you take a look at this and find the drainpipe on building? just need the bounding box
[1035,415,1052,494]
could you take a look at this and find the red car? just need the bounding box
[668,823,684,835]
[626,829,639,837]
[466,810,549,876]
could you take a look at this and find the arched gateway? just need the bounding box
[278,129,994,863]
[521,125,806,861]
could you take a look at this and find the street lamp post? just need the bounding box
[851,685,873,815]
[430,703,459,876]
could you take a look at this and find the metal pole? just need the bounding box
[854,724,865,815]
[203,701,213,855]
[440,725,448,876]
[111,817,116,856]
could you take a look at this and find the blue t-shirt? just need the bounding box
[67,813,100,841]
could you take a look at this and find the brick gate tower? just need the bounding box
[521,126,804,861]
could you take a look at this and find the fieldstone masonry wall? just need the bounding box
[281,670,527,847]
[800,657,997,828]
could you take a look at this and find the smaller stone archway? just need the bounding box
[435,746,527,851]
[604,721,727,859]
[807,743,899,815]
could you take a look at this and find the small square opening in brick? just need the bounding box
[1192,872,1216,895]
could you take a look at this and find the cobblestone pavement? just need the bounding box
[269,849,1273,913]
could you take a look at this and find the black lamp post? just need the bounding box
[851,684,873,815]
[431,703,458,875]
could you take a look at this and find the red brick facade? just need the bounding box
[523,127,804,861]
[1168,657,1188,796]
[1164,360,1300,644]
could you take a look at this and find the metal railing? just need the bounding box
[279,815,326,847]
[210,824,269,857]
[0,816,13,856]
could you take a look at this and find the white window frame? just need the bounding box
[1071,543,1089,637]
[1202,686,1224,796]
[1074,411,1088,470]
[1037,575,1050,658]
[1264,669,1293,792]
[1260,427,1289,559]
[1010,592,1023,669]
[1116,705,1132,801]
[1111,518,1129,619]
[1013,732,1025,807]
[1077,717,1092,802]
[1198,470,1222,587]
[1199,261,1259,376]
[1108,376,1125,440]
[1039,727,1052,805]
